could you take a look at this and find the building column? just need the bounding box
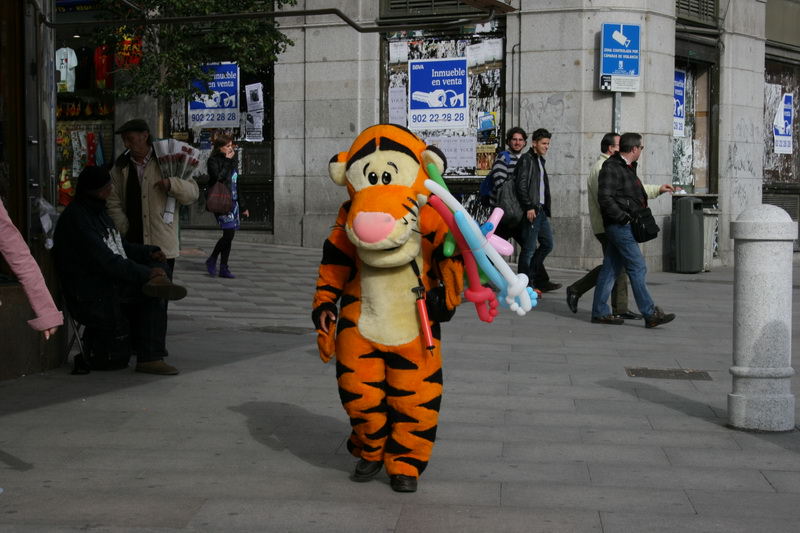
[507,1,675,272]
[716,0,767,265]
[273,1,381,248]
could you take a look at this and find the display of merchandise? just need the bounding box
[56,123,111,205]
[56,46,78,92]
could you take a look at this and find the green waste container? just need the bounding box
[673,196,704,273]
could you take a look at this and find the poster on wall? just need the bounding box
[388,87,407,126]
[244,82,264,142]
[188,62,240,129]
[773,93,794,154]
[424,135,475,168]
[673,69,686,138]
[408,58,469,130]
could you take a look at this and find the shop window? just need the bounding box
[764,60,799,186]
[384,21,505,219]
[54,28,116,208]
[171,68,275,232]
[672,64,713,194]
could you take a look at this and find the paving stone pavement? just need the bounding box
[0,233,798,532]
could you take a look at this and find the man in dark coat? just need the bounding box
[53,166,186,374]
[590,132,676,328]
[514,128,560,292]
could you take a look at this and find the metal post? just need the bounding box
[728,204,797,431]
[612,92,621,134]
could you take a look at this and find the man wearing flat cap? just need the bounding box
[54,166,187,375]
[107,118,199,273]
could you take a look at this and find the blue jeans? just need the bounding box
[517,212,553,288]
[591,223,655,318]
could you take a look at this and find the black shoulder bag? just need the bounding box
[629,206,659,243]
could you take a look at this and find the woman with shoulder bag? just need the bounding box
[205,132,249,279]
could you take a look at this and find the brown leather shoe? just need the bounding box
[538,281,562,293]
[389,474,418,493]
[142,276,187,301]
[645,306,676,328]
[135,360,180,375]
[591,315,624,325]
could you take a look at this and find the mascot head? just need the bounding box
[328,124,446,268]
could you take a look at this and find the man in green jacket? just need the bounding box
[566,132,647,319]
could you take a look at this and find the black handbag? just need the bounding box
[206,181,232,214]
[630,206,659,243]
[495,177,523,228]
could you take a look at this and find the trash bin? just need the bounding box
[673,196,704,273]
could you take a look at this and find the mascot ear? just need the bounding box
[422,146,447,176]
[328,152,348,186]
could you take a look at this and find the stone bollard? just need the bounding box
[728,204,797,431]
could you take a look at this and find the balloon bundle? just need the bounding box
[152,139,200,181]
[425,163,537,323]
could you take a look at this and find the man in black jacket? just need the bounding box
[54,166,187,374]
[514,128,560,292]
[590,132,676,328]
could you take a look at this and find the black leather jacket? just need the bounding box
[514,150,551,217]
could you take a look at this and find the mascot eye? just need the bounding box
[381,172,392,185]
[368,172,378,185]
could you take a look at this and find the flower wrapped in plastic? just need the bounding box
[152,139,200,223]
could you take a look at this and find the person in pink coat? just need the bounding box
[0,198,63,339]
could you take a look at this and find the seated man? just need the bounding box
[53,166,186,375]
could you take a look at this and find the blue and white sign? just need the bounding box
[773,93,794,154]
[408,58,469,130]
[188,62,240,129]
[599,23,641,92]
[673,69,686,137]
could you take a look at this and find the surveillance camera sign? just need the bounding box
[188,62,240,128]
[408,58,469,131]
[600,23,641,92]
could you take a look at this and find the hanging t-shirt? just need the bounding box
[56,47,78,92]
[94,45,113,89]
[74,46,93,91]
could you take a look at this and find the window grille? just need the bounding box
[676,0,718,26]
[380,0,482,19]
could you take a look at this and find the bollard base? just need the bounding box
[728,393,795,432]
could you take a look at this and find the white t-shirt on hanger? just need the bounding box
[56,47,78,92]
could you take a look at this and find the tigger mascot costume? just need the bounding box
[312,124,465,493]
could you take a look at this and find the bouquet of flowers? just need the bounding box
[152,138,200,181]
[152,139,200,223]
